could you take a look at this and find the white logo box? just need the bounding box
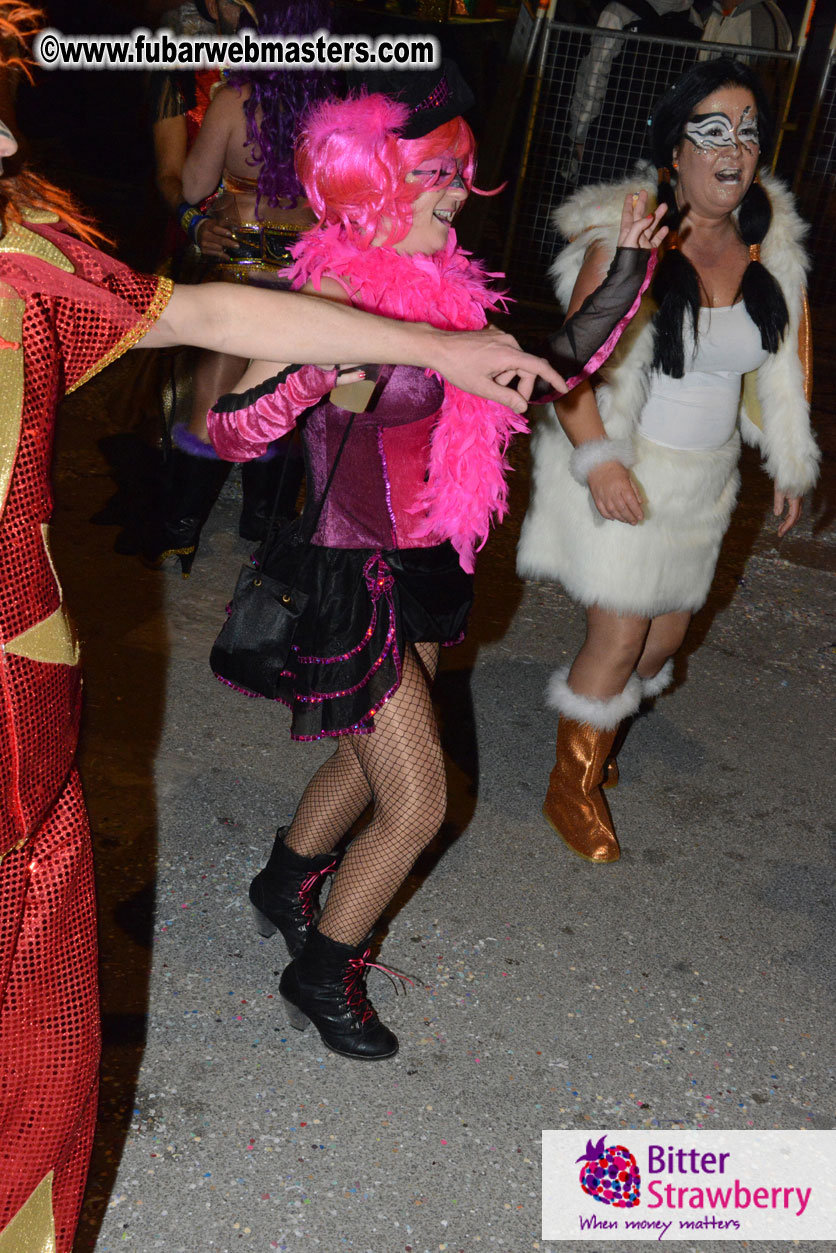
[542,1130,836,1241]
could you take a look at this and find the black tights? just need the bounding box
[286,642,445,947]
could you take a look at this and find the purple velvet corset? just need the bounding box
[302,365,444,549]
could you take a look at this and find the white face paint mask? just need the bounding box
[684,106,760,155]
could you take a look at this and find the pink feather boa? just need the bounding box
[284,224,527,574]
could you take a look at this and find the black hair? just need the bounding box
[648,58,788,377]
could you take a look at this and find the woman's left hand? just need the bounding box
[617,191,668,251]
[774,487,803,537]
[195,218,237,259]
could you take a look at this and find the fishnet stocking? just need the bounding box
[286,738,374,858]
[287,642,445,947]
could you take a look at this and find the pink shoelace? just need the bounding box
[343,949,414,1023]
[296,857,339,924]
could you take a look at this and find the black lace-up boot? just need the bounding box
[279,928,399,1060]
[249,827,339,959]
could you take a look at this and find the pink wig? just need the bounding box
[294,92,477,247]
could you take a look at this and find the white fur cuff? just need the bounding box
[546,667,642,729]
[569,438,637,486]
[639,659,674,699]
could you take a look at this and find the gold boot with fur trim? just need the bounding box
[543,669,642,863]
[603,660,675,789]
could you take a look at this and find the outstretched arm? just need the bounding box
[137,283,563,415]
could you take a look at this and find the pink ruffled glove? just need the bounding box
[207,364,337,462]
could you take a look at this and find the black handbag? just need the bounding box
[210,404,360,699]
[209,532,309,698]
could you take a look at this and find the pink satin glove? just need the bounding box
[207,364,337,462]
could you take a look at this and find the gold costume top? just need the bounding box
[209,170,314,287]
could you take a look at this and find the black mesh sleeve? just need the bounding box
[532,246,651,403]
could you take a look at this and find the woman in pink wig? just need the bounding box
[206,64,667,1060]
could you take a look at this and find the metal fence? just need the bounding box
[503,23,795,309]
[794,41,836,306]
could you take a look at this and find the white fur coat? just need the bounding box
[516,170,818,616]
[549,169,818,497]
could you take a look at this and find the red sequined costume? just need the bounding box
[0,210,172,1251]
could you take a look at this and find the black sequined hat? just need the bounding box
[349,59,475,138]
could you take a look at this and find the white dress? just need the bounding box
[518,302,769,618]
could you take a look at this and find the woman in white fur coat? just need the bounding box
[517,57,817,864]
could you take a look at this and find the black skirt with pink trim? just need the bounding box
[257,538,473,740]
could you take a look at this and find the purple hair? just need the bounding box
[226,0,337,212]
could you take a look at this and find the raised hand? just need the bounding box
[617,191,668,251]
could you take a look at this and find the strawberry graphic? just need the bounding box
[577,1136,641,1207]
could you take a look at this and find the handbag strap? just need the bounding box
[305,365,393,537]
[260,395,357,552]
[258,405,358,587]
[259,364,394,571]
[262,437,294,543]
[299,405,358,544]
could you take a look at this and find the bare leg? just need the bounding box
[568,604,650,698]
[636,610,691,680]
[317,643,445,947]
[187,349,247,439]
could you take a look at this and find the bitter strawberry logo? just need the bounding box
[577,1136,641,1207]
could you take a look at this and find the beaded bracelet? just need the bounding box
[178,201,209,245]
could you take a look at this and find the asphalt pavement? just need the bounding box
[49,325,834,1253]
